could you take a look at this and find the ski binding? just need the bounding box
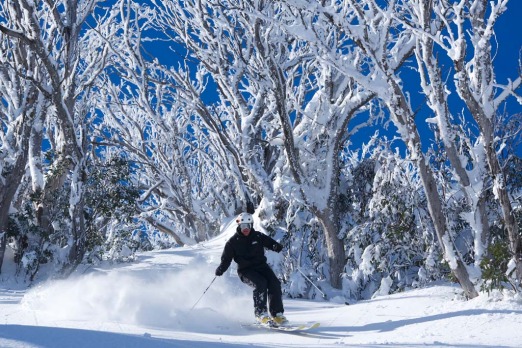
[246,321,320,332]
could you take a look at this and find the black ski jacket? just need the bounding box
[215,227,283,275]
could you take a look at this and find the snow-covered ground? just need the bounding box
[1,220,522,347]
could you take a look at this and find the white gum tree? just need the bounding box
[0,0,118,275]
[429,0,522,283]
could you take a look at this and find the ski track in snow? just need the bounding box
[1,221,522,347]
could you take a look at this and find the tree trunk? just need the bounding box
[484,137,522,280]
[388,77,478,298]
[0,112,34,273]
[315,208,345,289]
[453,59,522,284]
[143,216,195,246]
[415,23,490,267]
[417,157,479,298]
[448,0,522,284]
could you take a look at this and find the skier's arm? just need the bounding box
[215,243,233,276]
[260,233,283,252]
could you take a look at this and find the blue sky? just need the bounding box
[494,1,522,84]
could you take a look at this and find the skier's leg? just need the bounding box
[238,269,268,316]
[259,265,284,317]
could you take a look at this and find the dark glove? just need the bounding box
[215,267,224,276]
[272,243,283,252]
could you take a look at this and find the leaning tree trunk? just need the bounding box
[416,154,479,298]
[482,124,522,281]
[415,11,490,267]
[387,77,479,298]
[441,0,522,286]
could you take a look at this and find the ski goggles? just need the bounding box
[239,223,252,230]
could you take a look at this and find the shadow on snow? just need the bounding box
[0,324,259,348]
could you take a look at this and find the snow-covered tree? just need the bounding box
[1,0,519,296]
[0,0,118,275]
[92,1,248,244]
[265,0,474,294]
[411,0,490,274]
[150,0,283,211]
[148,0,422,289]
[392,0,522,290]
[269,0,522,297]
[343,144,437,299]
[0,31,43,272]
[433,0,521,284]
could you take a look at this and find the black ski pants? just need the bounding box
[238,263,284,317]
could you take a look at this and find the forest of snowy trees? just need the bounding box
[0,0,521,300]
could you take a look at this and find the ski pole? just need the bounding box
[190,276,217,311]
[297,268,327,299]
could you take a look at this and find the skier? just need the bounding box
[215,212,287,326]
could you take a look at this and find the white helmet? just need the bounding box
[236,212,253,225]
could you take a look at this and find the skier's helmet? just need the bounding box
[236,212,253,225]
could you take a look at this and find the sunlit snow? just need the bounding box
[1,220,521,348]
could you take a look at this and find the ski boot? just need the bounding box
[272,313,288,326]
[256,312,273,326]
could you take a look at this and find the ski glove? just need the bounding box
[272,243,283,252]
[215,267,224,276]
